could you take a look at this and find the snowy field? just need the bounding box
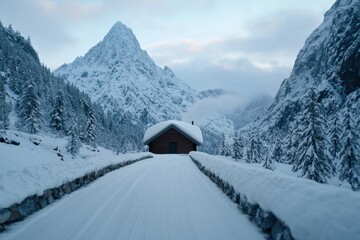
[190,152,360,240]
[1,155,264,240]
[0,130,151,209]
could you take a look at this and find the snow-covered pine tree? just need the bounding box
[0,79,10,129]
[246,133,263,163]
[219,134,232,157]
[49,91,65,133]
[254,135,264,163]
[271,137,282,163]
[338,103,360,191]
[17,78,41,134]
[246,135,255,163]
[263,155,275,170]
[292,89,334,183]
[329,111,341,162]
[233,132,244,161]
[284,132,293,163]
[66,123,81,158]
[85,106,96,148]
[285,117,302,164]
[219,135,226,155]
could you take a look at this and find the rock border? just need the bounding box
[191,157,294,240]
[0,155,152,232]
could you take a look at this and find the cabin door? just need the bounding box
[169,142,177,154]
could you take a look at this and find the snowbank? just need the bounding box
[143,120,203,145]
[0,130,152,209]
[190,152,360,240]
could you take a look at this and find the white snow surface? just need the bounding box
[190,152,360,240]
[2,155,264,240]
[0,130,152,209]
[143,120,203,145]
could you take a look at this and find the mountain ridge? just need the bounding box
[55,21,198,127]
[237,0,360,189]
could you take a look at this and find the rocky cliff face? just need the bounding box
[55,22,197,127]
[245,0,360,137]
[238,0,360,188]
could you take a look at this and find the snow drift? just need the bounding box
[190,152,360,240]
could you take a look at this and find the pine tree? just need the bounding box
[17,78,41,134]
[329,111,341,161]
[284,133,293,163]
[246,134,263,163]
[233,132,244,161]
[338,104,360,191]
[263,155,275,170]
[50,92,65,133]
[219,135,225,155]
[292,89,334,183]
[0,79,10,129]
[85,107,96,148]
[286,118,302,164]
[66,123,81,158]
[219,135,231,156]
[271,137,282,163]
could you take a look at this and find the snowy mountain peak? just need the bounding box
[78,21,146,66]
[54,21,198,132]
[102,21,141,54]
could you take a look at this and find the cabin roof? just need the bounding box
[143,120,203,145]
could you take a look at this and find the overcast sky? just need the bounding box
[0,0,335,98]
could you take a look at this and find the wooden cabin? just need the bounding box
[143,120,203,154]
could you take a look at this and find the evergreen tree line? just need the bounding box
[0,22,143,154]
[221,89,360,191]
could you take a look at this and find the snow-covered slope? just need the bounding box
[197,113,234,154]
[247,0,359,135]
[228,94,273,129]
[54,22,197,126]
[0,130,151,209]
[238,0,360,187]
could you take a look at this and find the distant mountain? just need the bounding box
[54,22,243,152]
[244,0,359,135]
[198,88,228,99]
[238,0,360,189]
[228,94,273,129]
[55,21,197,127]
[197,113,234,154]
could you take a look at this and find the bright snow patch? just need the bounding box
[190,152,360,240]
[0,130,152,209]
[143,120,203,145]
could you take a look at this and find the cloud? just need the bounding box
[149,9,322,66]
[173,58,290,98]
[146,8,324,99]
[182,94,247,124]
[38,0,103,19]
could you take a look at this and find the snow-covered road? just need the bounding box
[2,155,263,240]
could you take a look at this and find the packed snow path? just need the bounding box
[2,155,264,240]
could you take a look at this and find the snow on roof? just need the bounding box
[143,120,203,145]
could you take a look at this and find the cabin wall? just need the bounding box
[148,128,196,154]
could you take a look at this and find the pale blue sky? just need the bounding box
[0,0,335,97]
